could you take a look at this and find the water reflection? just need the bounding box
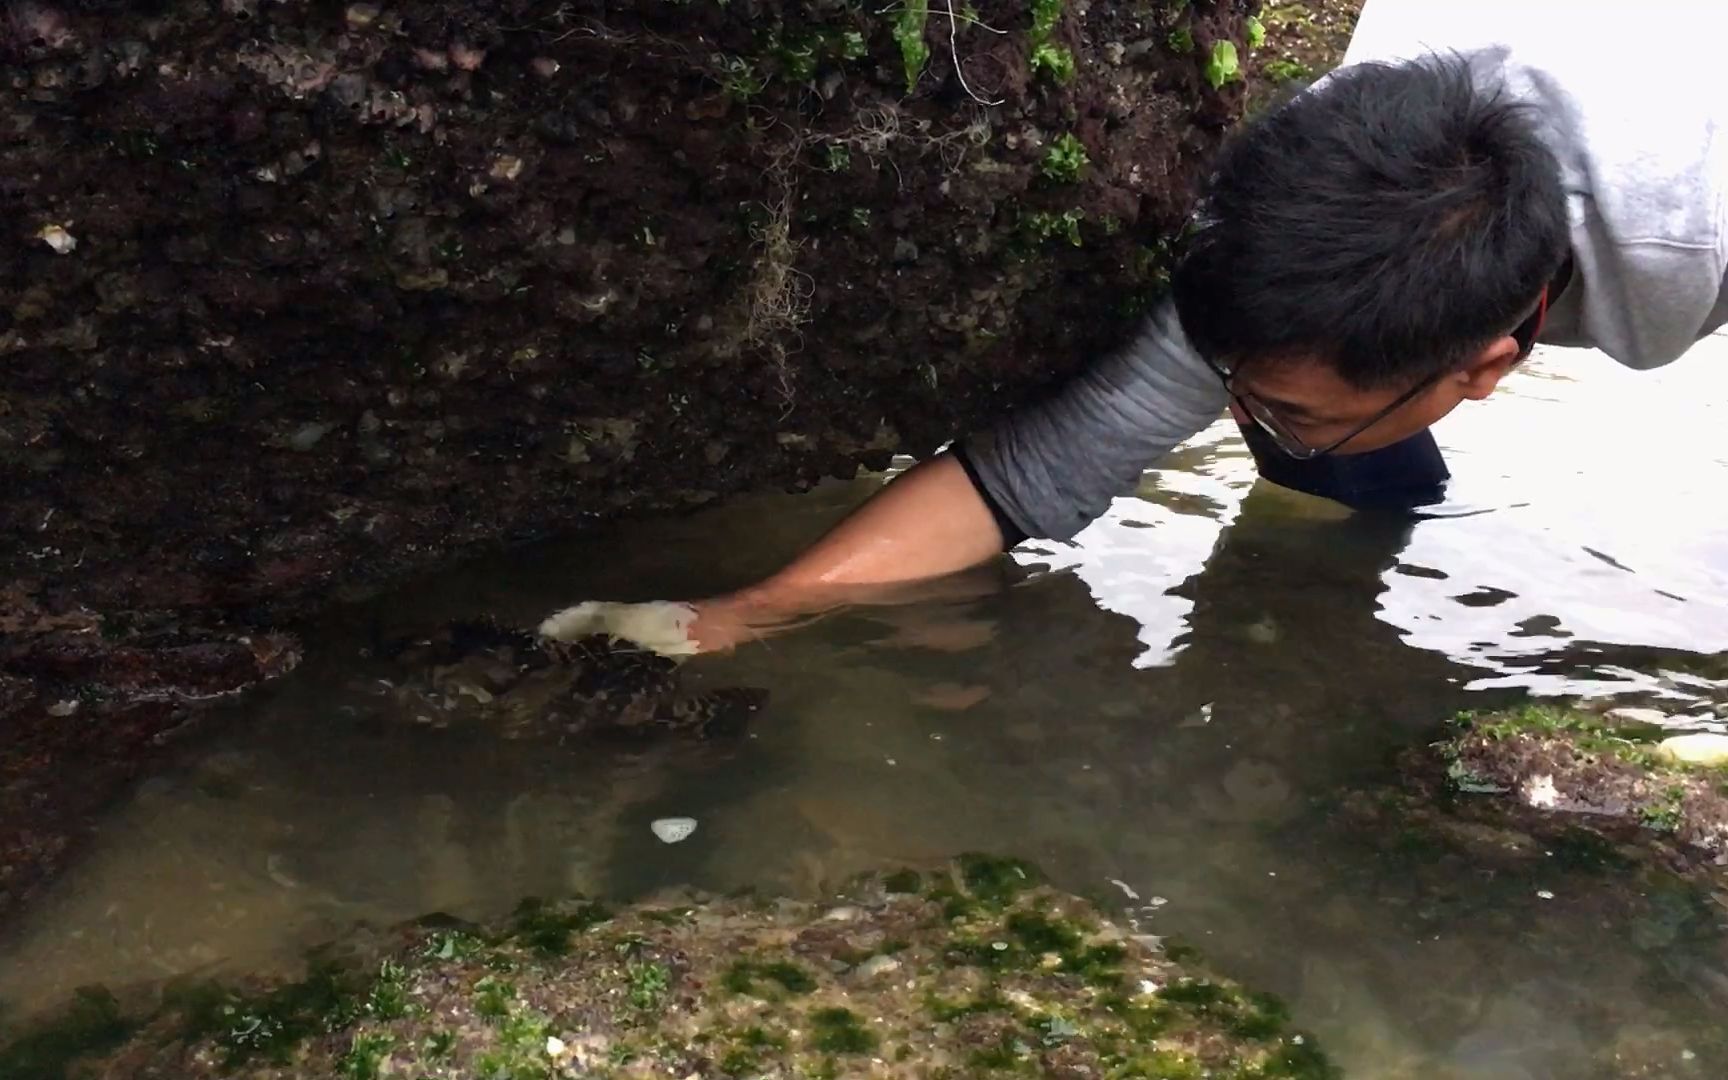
[1,340,1725,1078]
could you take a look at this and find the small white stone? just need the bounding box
[650,817,697,844]
[1536,890,1555,900]
[38,224,77,254]
[1657,732,1728,767]
[854,955,901,979]
[545,1035,566,1056]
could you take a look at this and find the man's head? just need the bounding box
[1172,52,1570,456]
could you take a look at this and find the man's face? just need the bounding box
[1229,335,1525,455]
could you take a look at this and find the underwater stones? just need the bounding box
[367,616,765,740]
[11,859,1337,1079]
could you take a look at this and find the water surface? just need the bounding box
[3,339,1727,1078]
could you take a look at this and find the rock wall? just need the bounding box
[0,0,1258,915]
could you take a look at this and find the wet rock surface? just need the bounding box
[1280,702,1728,1078]
[0,0,1260,916]
[363,618,768,741]
[1,857,1338,1079]
[1436,704,1728,860]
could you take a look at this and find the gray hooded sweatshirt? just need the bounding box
[961,0,1728,543]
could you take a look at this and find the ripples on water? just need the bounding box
[2,341,1726,1078]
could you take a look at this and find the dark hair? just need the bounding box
[1171,53,1569,389]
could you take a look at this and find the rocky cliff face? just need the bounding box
[0,0,1258,914]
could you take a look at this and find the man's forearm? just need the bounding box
[740,453,1005,605]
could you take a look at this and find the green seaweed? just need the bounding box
[723,959,817,997]
[217,961,372,1065]
[957,853,1042,905]
[1041,133,1090,182]
[473,976,516,1020]
[1205,40,1241,89]
[892,0,931,94]
[339,1032,395,1080]
[627,960,671,1012]
[1262,57,1312,83]
[1019,208,1086,248]
[1028,0,1074,83]
[511,898,612,957]
[807,1007,878,1054]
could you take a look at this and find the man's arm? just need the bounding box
[540,298,1228,652]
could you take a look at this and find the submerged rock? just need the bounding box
[1438,705,1728,856]
[2,858,1338,1079]
[366,618,767,741]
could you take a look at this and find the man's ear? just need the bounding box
[1454,336,1523,401]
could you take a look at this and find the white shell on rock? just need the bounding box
[37,224,77,254]
[1656,733,1728,767]
[651,817,698,844]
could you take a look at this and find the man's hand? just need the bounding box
[535,454,1010,657]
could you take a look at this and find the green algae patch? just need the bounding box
[12,860,1335,1079]
[1441,706,1728,855]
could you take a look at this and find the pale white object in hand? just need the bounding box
[537,600,699,656]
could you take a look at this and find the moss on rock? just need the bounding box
[2,859,1336,1079]
[1439,705,1728,855]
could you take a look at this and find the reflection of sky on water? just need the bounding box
[1017,335,1728,691]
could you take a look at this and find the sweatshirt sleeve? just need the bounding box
[956,297,1229,543]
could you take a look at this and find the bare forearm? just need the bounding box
[741,453,1004,605]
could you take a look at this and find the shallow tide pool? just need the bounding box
[3,338,1727,1078]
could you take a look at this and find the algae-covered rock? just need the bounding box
[3,858,1337,1079]
[1438,705,1728,856]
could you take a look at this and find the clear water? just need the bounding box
[3,340,1727,1078]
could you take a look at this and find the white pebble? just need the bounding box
[1537,890,1554,900]
[38,224,77,254]
[650,817,697,844]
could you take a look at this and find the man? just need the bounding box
[541,0,1728,655]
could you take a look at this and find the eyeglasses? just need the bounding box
[1203,285,1552,460]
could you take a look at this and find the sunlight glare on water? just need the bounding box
[1,338,1725,1079]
